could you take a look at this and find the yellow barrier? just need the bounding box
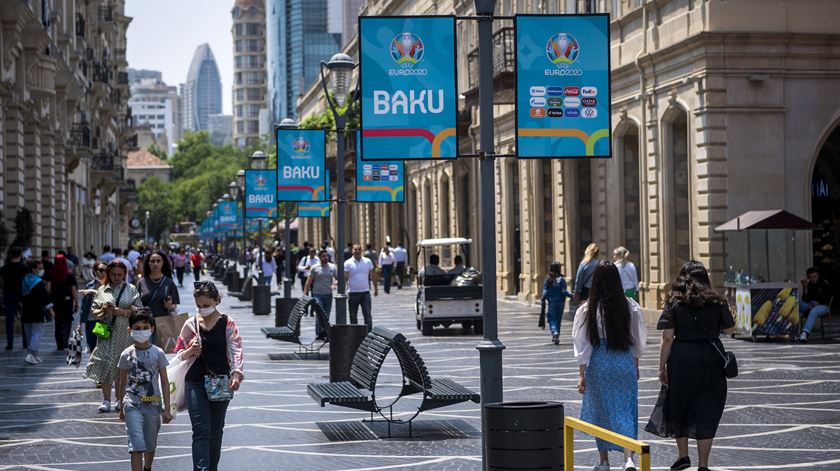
[564,416,651,471]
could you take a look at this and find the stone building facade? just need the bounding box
[295,0,840,311]
[0,0,137,256]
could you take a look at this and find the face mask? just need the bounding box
[130,330,153,343]
[37,269,44,277]
[197,306,216,316]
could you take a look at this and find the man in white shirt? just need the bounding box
[419,254,446,280]
[392,242,408,289]
[344,244,378,330]
[126,247,141,269]
[297,247,319,290]
[378,246,396,294]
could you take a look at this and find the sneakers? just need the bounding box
[593,462,610,471]
[98,400,111,413]
[34,355,43,364]
[552,333,560,345]
[670,456,691,470]
[799,331,808,343]
[625,457,637,471]
[24,353,38,365]
[114,400,122,412]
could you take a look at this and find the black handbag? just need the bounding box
[538,302,546,329]
[644,385,672,437]
[692,313,738,379]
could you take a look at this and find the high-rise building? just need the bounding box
[127,68,162,84]
[208,114,234,147]
[231,0,267,147]
[128,78,181,156]
[328,0,365,47]
[266,0,341,122]
[182,43,223,132]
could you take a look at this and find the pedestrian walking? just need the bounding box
[80,251,97,284]
[613,247,639,301]
[50,254,79,351]
[378,246,395,294]
[175,281,244,471]
[191,250,204,282]
[21,259,55,364]
[343,243,353,262]
[259,248,277,286]
[364,244,378,268]
[2,247,29,350]
[117,310,172,471]
[393,242,408,289]
[174,248,187,287]
[304,250,337,340]
[114,249,134,284]
[572,261,647,471]
[99,245,116,264]
[137,251,180,318]
[79,261,109,353]
[655,261,736,471]
[272,246,285,290]
[297,247,318,291]
[541,261,573,345]
[85,260,143,413]
[345,244,378,330]
[323,241,335,262]
[574,243,600,302]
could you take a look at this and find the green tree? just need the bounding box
[138,177,178,242]
[11,208,34,249]
[147,143,167,160]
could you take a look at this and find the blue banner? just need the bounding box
[355,130,404,202]
[359,16,458,160]
[245,169,277,219]
[218,201,238,234]
[298,170,330,217]
[515,15,611,158]
[276,129,327,201]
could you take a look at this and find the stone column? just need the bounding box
[23,112,43,251]
[519,159,540,303]
[4,104,26,238]
[497,159,514,294]
[644,95,664,305]
[40,129,57,251]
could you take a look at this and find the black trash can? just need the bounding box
[228,271,241,292]
[276,298,299,327]
[329,324,368,382]
[252,284,271,315]
[485,401,564,471]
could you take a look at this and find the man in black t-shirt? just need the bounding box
[1,247,29,350]
[799,267,832,342]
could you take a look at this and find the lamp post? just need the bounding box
[235,170,246,259]
[276,118,299,299]
[229,181,241,262]
[220,195,230,259]
[250,150,268,284]
[320,52,357,325]
[144,210,150,245]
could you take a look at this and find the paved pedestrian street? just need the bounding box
[1,278,839,470]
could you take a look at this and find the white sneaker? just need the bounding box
[593,462,610,471]
[24,354,38,365]
[625,456,637,471]
[114,400,122,412]
[800,332,808,342]
[34,355,43,364]
[98,400,111,413]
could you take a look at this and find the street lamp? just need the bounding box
[250,150,268,283]
[250,150,267,170]
[320,52,357,325]
[144,210,150,244]
[276,117,299,299]
[229,181,241,260]
[235,170,246,259]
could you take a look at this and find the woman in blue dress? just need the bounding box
[541,261,572,345]
[573,261,647,471]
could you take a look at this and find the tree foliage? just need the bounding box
[11,208,34,248]
[147,143,167,160]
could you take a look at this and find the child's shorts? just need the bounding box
[124,402,162,453]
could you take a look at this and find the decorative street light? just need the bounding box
[320,52,358,325]
[235,169,246,259]
[229,181,241,261]
[250,150,267,170]
[276,117,299,299]
[251,150,268,284]
[144,210,150,245]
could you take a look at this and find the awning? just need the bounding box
[715,209,818,231]
[269,218,299,234]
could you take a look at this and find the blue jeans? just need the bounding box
[381,265,393,293]
[262,275,273,286]
[546,300,565,336]
[186,381,230,471]
[24,322,44,355]
[799,300,831,334]
[312,293,332,337]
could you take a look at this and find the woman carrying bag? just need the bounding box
[84,260,143,413]
[78,261,109,353]
[174,280,244,471]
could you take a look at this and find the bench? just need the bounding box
[261,296,329,355]
[230,275,256,301]
[307,326,479,437]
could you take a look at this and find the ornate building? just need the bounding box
[295,0,840,313]
[0,0,137,255]
[231,0,266,147]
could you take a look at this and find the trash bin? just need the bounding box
[485,401,564,470]
[329,324,368,382]
[252,284,271,315]
[276,297,299,328]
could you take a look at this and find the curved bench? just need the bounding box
[262,296,329,354]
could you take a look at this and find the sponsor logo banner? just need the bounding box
[356,132,405,202]
[276,129,327,202]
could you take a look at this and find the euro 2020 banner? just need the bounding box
[245,169,277,219]
[355,131,405,203]
[515,15,611,158]
[276,129,327,202]
[298,170,331,218]
[359,16,458,160]
[218,201,238,235]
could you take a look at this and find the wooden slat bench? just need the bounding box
[261,296,329,355]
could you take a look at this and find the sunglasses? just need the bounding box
[96,268,107,273]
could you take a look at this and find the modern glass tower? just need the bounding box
[266,0,341,122]
[183,43,223,132]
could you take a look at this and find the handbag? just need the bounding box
[538,302,546,329]
[644,385,672,437]
[691,311,738,379]
[93,284,127,339]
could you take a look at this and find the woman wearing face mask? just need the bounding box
[21,260,55,365]
[85,260,143,413]
[174,281,244,471]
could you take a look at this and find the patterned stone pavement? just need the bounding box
[0,272,839,470]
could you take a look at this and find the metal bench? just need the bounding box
[307,326,479,437]
[261,296,329,355]
[229,275,256,301]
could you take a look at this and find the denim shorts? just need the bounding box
[124,402,162,453]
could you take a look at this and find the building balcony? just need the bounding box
[28,56,57,98]
[69,124,91,148]
[98,5,113,22]
[463,26,515,108]
[91,150,115,171]
[92,61,110,84]
[116,71,128,85]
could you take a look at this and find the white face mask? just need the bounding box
[37,269,44,277]
[197,306,216,316]
[130,330,153,343]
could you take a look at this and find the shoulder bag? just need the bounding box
[691,311,738,378]
[92,284,127,339]
[200,315,234,402]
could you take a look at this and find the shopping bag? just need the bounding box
[538,303,546,329]
[167,352,196,415]
[66,325,84,367]
[155,313,189,354]
[644,385,672,437]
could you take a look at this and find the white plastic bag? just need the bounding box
[167,352,196,415]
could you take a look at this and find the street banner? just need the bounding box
[299,170,331,217]
[218,201,238,234]
[245,169,278,219]
[359,15,458,160]
[276,129,327,201]
[355,130,405,202]
[245,218,268,236]
[212,206,220,238]
[515,14,611,158]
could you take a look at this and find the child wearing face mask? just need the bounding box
[117,310,172,471]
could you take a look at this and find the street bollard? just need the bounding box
[328,324,368,382]
[252,285,271,315]
[485,401,564,470]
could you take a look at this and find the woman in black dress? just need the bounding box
[657,261,736,471]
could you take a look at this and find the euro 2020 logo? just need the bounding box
[292,136,311,154]
[546,33,579,66]
[390,32,424,67]
[255,174,267,188]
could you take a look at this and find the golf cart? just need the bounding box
[415,238,483,336]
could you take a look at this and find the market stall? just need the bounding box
[716,209,818,339]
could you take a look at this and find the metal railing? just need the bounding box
[92,62,110,83]
[467,26,515,90]
[91,151,115,171]
[69,125,91,147]
[564,417,651,471]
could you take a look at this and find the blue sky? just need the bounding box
[125,0,235,114]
